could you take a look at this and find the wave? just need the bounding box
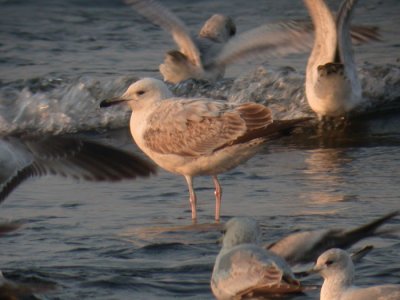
[1,63,399,136]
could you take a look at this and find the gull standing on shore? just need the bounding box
[312,248,400,300]
[100,78,309,221]
[304,0,364,119]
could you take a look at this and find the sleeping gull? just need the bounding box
[304,0,364,118]
[125,0,380,83]
[211,217,306,299]
[0,135,156,203]
[266,210,399,266]
[100,78,310,221]
[312,248,400,300]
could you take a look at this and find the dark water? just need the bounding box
[0,0,400,299]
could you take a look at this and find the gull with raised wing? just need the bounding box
[0,135,156,203]
[313,248,400,300]
[304,0,365,119]
[266,211,399,266]
[125,0,379,84]
[211,217,307,299]
[100,78,310,221]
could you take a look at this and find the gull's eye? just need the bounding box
[220,229,226,235]
[136,90,145,96]
[325,260,334,266]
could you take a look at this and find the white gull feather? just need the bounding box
[313,248,400,300]
[100,78,309,221]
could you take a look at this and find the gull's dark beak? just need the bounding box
[99,97,128,108]
[294,266,319,279]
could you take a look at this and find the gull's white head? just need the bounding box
[221,217,261,250]
[313,248,355,283]
[199,14,236,43]
[100,78,173,111]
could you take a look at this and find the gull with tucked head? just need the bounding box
[100,78,310,221]
[211,217,305,299]
[313,248,400,300]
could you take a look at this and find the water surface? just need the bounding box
[0,0,399,299]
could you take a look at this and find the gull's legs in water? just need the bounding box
[185,175,197,220]
[213,176,222,222]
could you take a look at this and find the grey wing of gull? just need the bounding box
[349,245,374,263]
[299,19,380,45]
[124,0,202,67]
[349,24,381,44]
[212,244,301,298]
[208,20,314,69]
[336,0,361,92]
[267,229,332,265]
[267,211,398,265]
[0,136,156,203]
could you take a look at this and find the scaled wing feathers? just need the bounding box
[143,100,272,156]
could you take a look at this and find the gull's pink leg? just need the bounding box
[212,176,222,222]
[185,175,197,220]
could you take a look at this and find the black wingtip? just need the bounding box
[342,210,399,246]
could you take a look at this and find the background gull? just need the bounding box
[266,210,399,266]
[304,0,364,119]
[0,135,156,203]
[124,0,380,83]
[100,78,310,221]
[211,217,307,299]
[312,248,400,300]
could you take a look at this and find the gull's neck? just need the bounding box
[321,271,354,300]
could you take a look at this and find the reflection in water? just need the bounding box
[301,148,358,204]
[120,222,223,247]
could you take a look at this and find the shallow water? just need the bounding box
[0,0,400,299]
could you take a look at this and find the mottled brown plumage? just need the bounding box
[100,78,310,221]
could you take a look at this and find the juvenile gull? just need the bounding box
[266,211,399,266]
[0,135,156,203]
[304,0,364,118]
[313,248,400,300]
[125,0,380,83]
[100,78,310,221]
[211,217,306,299]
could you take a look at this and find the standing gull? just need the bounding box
[312,248,400,300]
[125,0,379,83]
[0,135,156,203]
[304,0,364,119]
[100,78,310,221]
[266,211,399,266]
[211,217,305,299]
